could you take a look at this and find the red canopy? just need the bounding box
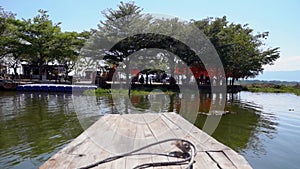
[130,68,140,75]
[190,67,208,79]
[175,67,209,79]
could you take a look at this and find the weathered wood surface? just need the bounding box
[40,113,252,169]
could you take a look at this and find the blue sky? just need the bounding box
[1,0,300,74]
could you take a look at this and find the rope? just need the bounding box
[77,138,196,169]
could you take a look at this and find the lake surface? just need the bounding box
[0,91,299,169]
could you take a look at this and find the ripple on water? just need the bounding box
[1,91,300,169]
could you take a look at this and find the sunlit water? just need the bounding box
[0,91,299,169]
[237,92,300,169]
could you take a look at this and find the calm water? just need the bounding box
[0,91,299,169]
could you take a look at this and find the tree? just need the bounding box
[0,7,30,76]
[53,31,90,78]
[0,6,16,58]
[13,10,62,80]
[194,17,280,85]
[87,2,206,86]
[87,3,279,87]
[3,19,33,75]
[83,1,153,84]
[150,18,189,78]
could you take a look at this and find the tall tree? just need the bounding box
[14,10,62,80]
[194,17,280,85]
[84,1,152,84]
[0,7,29,75]
[0,6,16,59]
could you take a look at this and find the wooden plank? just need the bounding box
[101,115,136,154]
[161,113,205,169]
[164,112,230,151]
[41,113,252,169]
[223,150,252,169]
[208,151,236,169]
[82,114,134,169]
[142,113,183,169]
[142,113,170,169]
[83,114,121,154]
[40,114,119,169]
[161,114,221,169]
[67,138,111,169]
[161,113,206,152]
[108,115,127,169]
[193,152,220,169]
[67,114,121,169]
[40,131,89,168]
[132,114,157,168]
[110,158,126,169]
[116,116,138,169]
[164,112,210,143]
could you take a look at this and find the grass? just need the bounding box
[84,88,176,96]
[243,84,300,96]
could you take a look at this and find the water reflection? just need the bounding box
[74,91,278,156]
[198,98,278,155]
[1,91,294,169]
[137,92,277,156]
[0,92,83,169]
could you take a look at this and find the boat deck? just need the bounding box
[40,113,252,169]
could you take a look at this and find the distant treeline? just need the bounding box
[239,80,300,96]
[237,80,300,86]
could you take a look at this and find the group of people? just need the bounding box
[197,74,211,85]
[131,75,146,84]
[131,72,176,85]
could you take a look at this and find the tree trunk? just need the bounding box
[39,65,43,81]
[38,56,44,81]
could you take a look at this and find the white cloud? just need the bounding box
[264,56,300,71]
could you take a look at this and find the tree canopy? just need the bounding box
[0,6,16,59]
[0,8,89,79]
[194,16,280,84]
[83,2,279,85]
[0,2,280,85]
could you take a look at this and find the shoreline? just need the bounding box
[242,84,300,96]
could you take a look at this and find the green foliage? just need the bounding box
[85,88,112,96]
[244,84,300,96]
[87,88,176,97]
[194,17,280,85]
[87,2,208,85]
[0,8,89,78]
[1,3,280,84]
[53,31,90,76]
[0,10,62,79]
[0,6,16,59]
[88,3,280,86]
[84,1,154,83]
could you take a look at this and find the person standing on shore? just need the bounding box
[139,75,144,84]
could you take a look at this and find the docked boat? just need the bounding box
[0,79,18,90]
